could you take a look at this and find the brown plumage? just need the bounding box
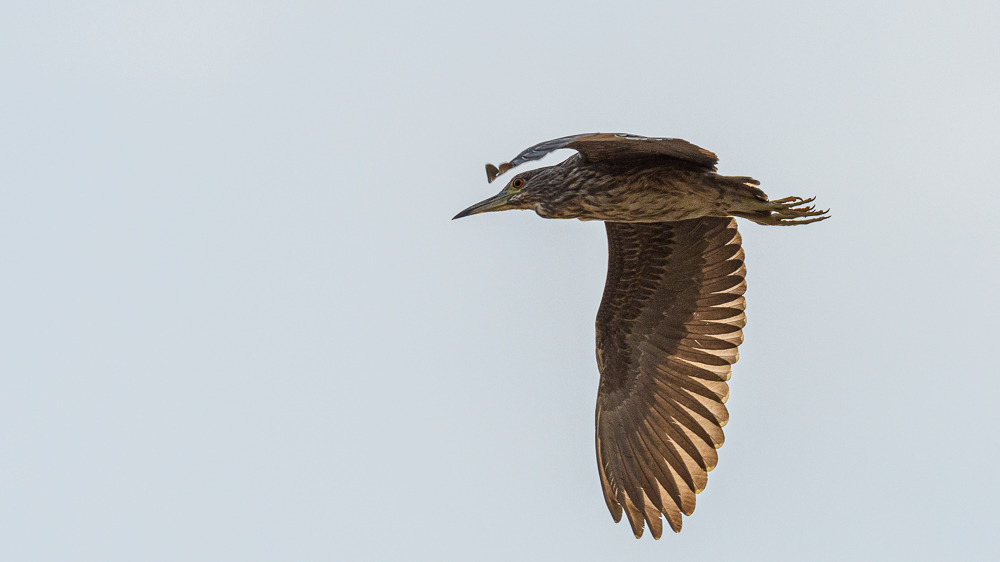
[454,133,828,538]
[595,218,744,537]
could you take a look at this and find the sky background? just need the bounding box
[2,1,999,560]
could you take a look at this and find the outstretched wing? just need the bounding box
[595,217,746,538]
[486,133,718,182]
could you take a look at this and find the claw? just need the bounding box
[755,195,830,226]
[771,196,816,211]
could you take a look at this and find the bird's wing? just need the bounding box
[595,217,746,538]
[486,133,718,182]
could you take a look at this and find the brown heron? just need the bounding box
[453,133,828,539]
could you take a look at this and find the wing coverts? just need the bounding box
[486,133,719,182]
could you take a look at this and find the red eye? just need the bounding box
[512,178,525,189]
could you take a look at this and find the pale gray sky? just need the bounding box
[1,1,998,560]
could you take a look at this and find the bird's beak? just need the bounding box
[452,190,516,220]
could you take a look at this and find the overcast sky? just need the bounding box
[1,1,999,560]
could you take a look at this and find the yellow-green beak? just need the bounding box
[452,190,517,220]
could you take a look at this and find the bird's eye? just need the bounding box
[512,178,525,189]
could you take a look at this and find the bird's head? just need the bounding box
[452,168,555,220]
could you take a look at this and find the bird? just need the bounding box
[453,133,828,539]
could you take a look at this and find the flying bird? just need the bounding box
[453,133,828,538]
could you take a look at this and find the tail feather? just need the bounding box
[710,174,768,202]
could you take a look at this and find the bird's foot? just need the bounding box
[770,196,815,209]
[755,196,830,226]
